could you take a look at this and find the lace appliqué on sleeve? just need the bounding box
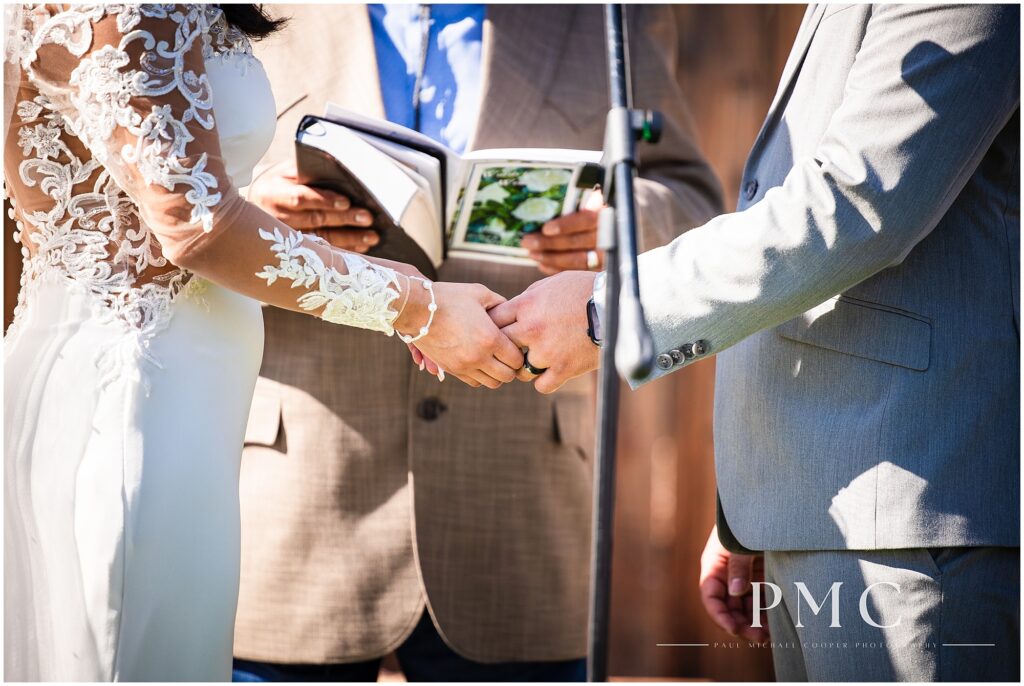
[255,228,403,334]
[59,5,221,230]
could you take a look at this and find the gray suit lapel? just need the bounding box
[746,4,826,158]
[766,4,827,121]
[467,5,577,151]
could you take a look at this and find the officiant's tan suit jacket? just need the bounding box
[234,4,721,664]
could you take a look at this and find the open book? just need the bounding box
[294,104,603,274]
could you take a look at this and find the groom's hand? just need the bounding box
[488,271,599,394]
[248,161,379,253]
[699,526,770,642]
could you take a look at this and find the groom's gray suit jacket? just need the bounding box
[635,3,1020,551]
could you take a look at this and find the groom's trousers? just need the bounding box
[764,547,1019,681]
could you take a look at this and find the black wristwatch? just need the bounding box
[586,297,603,347]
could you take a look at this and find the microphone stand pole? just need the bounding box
[588,4,658,682]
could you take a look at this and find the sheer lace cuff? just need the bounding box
[256,228,402,334]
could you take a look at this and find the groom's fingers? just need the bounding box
[488,300,519,329]
[534,368,569,394]
[477,284,507,310]
[500,321,528,350]
[700,575,739,636]
[483,357,517,384]
[454,372,481,388]
[727,553,756,597]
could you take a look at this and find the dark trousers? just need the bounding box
[232,611,587,682]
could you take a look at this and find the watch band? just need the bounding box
[587,297,603,346]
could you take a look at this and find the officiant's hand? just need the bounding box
[248,161,379,253]
[487,271,599,393]
[699,527,770,642]
[521,191,605,275]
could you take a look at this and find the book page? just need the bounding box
[297,121,419,222]
[357,133,443,231]
[324,103,463,225]
[466,148,602,165]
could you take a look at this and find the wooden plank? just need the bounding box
[609,5,805,680]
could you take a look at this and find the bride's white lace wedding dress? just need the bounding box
[4,5,420,681]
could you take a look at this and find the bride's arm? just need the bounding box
[24,5,520,387]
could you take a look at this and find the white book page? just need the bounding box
[298,121,418,222]
[324,103,463,219]
[358,134,442,228]
[466,148,603,165]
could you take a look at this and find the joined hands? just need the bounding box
[251,162,603,392]
[410,193,607,391]
[407,270,599,392]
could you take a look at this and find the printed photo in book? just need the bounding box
[449,163,591,258]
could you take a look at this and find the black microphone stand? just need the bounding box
[587,4,659,682]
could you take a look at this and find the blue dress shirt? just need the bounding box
[368,4,485,154]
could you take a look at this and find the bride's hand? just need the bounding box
[395,282,523,389]
[406,343,443,380]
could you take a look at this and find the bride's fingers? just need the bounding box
[483,357,517,384]
[407,343,424,368]
[516,366,537,383]
[470,369,505,390]
[455,372,480,388]
[493,334,525,370]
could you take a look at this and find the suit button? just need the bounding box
[417,397,447,421]
[656,353,674,370]
[744,180,759,201]
[681,343,695,359]
[693,339,709,356]
[669,349,684,364]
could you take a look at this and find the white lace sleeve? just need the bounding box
[256,228,402,334]
[11,4,412,336]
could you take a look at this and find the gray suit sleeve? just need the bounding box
[633,3,1020,386]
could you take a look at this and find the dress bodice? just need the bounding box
[4,4,405,358]
[4,5,276,339]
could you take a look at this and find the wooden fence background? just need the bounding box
[607,5,804,680]
[3,5,807,681]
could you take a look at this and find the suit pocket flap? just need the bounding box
[553,395,595,462]
[245,389,282,446]
[777,296,931,371]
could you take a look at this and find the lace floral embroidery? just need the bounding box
[13,94,173,331]
[256,227,403,335]
[7,4,254,349]
[63,5,222,230]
